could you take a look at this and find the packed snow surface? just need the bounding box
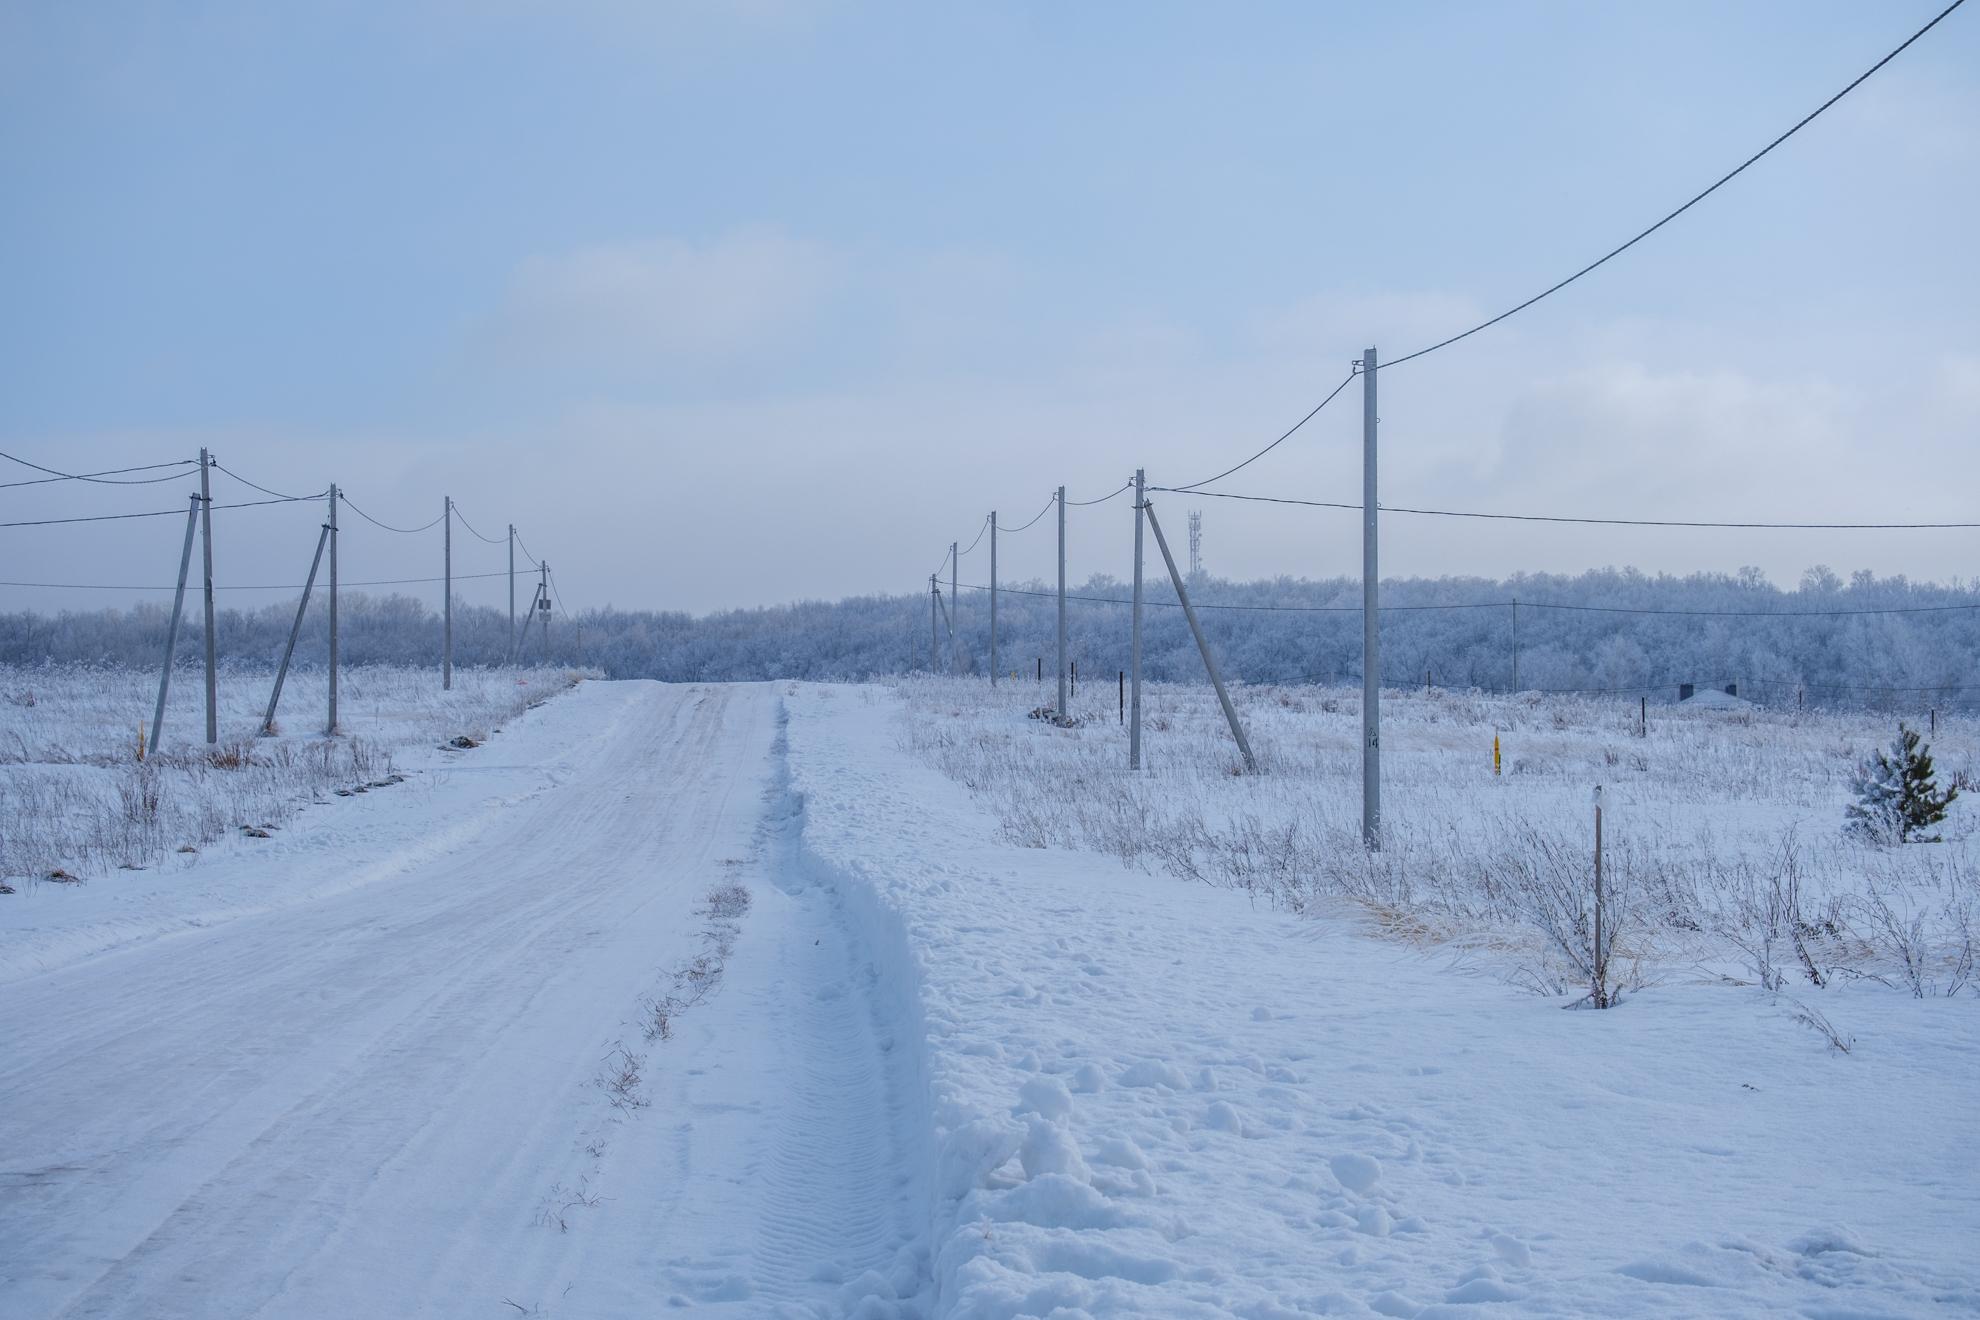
[2,678,1975,1317]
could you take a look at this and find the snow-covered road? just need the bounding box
[0,680,916,1319]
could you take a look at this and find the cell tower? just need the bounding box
[1188,510,1203,578]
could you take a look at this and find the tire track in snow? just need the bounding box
[619,707,929,1316]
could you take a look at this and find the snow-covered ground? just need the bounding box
[790,682,1980,1318]
[897,674,1979,999]
[3,677,1975,1318]
[0,663,580,976]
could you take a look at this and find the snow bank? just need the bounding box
[782,683,1980,1318]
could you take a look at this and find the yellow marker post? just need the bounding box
[138,721,146,762]
[1493,732,1501,776]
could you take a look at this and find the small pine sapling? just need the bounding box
[1846,724,1958,844]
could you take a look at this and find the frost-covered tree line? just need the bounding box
[2,564,1974,709]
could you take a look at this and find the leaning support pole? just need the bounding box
[929,574,939,670]
[513,582,541,662]
[1361,347,1381,849]
[949,540,958,674]
[1130,468,1145,770]
[935,583,953,635]
[1144,500,1256,773]
[149,494,202,754]
[262,523,330,734]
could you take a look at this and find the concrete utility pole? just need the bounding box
[989,513,998,687]
[1511,598,1520,693]
[507,524,517,658]
[1056,486,1067,717]
[199,448,218,745]
[443,497,453,691]
[950,540,958,674]
[1130,468,1146,770]
[1361,348,1380,849]
[327,485,339,735]
[1145,500,1255,772]
[540,562,551,663]
[149,494,202,754]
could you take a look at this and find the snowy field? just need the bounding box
[0,662,582,977]
[899,674,1979,1003]
[2,676,1974,1318]
[794,681,1980,1317]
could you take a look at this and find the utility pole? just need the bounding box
[149,494,201,754]
[1511,598,1520,693]
[1361,348,1380,849]
[540,561,550,663]
[929,574,939,670]
[199,447,218,745]
[443,496,453,691]
[1056,486,1067,717]
[507,524,517,658]
[950,540,958,674]
[327,484,339,735]
[989,513,998,687]
[1130,468,1145,770]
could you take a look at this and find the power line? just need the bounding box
[1383,0,1969,369]
[955,514,990,559]
[1171,370,1360,493]
[0,455,198,489]
[0,570,511,592]
[513,529,544,571]
[1741,676,1980,694]
[957,582,1493,613]
[1157,486,1980,530]
[996,493,1058,534]
[450,502,509,545]
[1066,479,1135,507]
[1521,598,1980,618]
[0,495,318,529]
[213,462,325,502]
[954,581,1980,619]
[547,567,577,624]
[337,491,446,535]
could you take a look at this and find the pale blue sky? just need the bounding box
[3,1,1975,613]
